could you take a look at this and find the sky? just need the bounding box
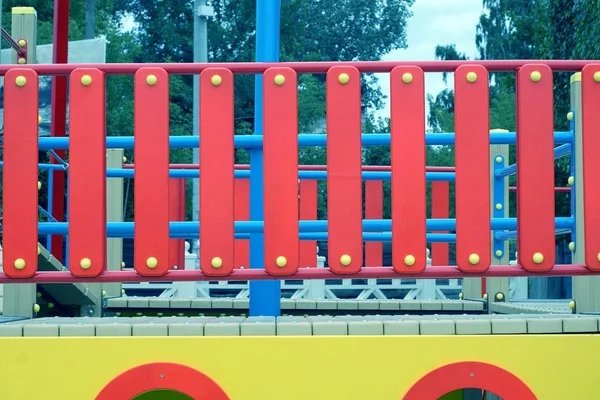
[374,0,483,123]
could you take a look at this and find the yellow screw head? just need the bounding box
[568,176,574,186]
[146,257,158,268]
[37,181,41,190]
[18,39,26,47]
[530,71,542,82]
[597,252,600,263]
[38,115,42,125]
[402,72,413,84]
[594,71,600,83]
[211,75,222,86]
[274,74,286,86]
[567,111,573,121]
[569,300,575,310]
[495,203,503,210]
[80,257,92,269]
[340,254,352,266]
[121,261,126,269]
[495,156,503,163]
[483,293,488,300]
[121,289,126,295]
[458,292,463,299]
[466,72,478,83]
[338,73,350,85]
[81,74,93,86]
[211,257,223,268]
[17,57,26,64]
[468,253,480,265]
[496,293,504,301]
[532,252,544,264]
[122,156,127,163]
[569,242,575,251]
[14,258,26,270]
[275,256,287,267]
[404,254,416,266]
[146,74,158,86]
[33,304,40,313]
[37,246,41,255]
[102,290,107,297]
[495,250,503,257]
[15,75,26,87]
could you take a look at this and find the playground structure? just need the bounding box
[2,3,600,400]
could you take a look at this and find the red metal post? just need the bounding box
[299,180,318,268]
[326,66,363,274]
[234,179,250,269]
[68,69,106,277]
[168,178,186,270]
[391,66,427,273]
[365,181,383,267]
[454,65,491,273]
[134,67,170,276]
[49,0,70,263]
[199,68,235,276]
[263,67,299,275]
[516,65,555,271]
[431,181,449,266]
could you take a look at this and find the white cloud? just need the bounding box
[374,0,482,128]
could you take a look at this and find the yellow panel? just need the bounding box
[11,7,37,16]
[0,335,598,399]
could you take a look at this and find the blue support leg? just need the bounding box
[249,0,282,317]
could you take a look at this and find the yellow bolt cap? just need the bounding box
[466,72,477,83]
[495,203,502,210]
[275,256,287,267]
[146,257,158,268]
[211,257,223,268]
[496,293,504,301]
[338,73,350,85]
[594,71,600,83]
[38,181,41,190]
[567,111,573,121]
[483,293,488,300]
[81,74,93,86]
[568,176,574,186]
[80,258,92,269]
[146,74,158,86]
[569,300,575,310]
[597,253,600,262]
[402,72,413,84]
[17,57,26,64]
[532,252,544,264]
[340,254,351,266]
[468,253,480,265]
[121,261,126,269]
[495,250,503,257]
[458,292,463,299]
[14,258,26,270]
[15,76,26,87]
[568,242,575,251]
[122,156,127,163]
[18,39,26,47]
[37,246,41,255]
[211,75,222,86]
[33,304,40,313]
[495,156,502,163]
[102,290,107,297]
[121,289,125,295]
[404,254,416,266]
[530,71,542,82]
[274,74,285,85]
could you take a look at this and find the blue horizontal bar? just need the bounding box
[106,169,455,181]
[37,132,573,150]
[234,233,456,242]
[494,228,572,241]
[0,162,65,171]
[495,143,572,178]
[36,217,573,237]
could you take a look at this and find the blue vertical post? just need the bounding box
[249,0,282,316]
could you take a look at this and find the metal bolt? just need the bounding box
[160,373,164,378]
[470,372,475,377]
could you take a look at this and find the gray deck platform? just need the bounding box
[0,314,596,336]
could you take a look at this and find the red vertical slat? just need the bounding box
[390,66,426,273]
[431,181,449,266]
[168,178,186,270]
[581,65,600,270]
[68,68,106,277]
[263,67,299,275]
[516,65,555,271]
[134,67,170,276]
[455,65,491,272]
[327,66,363,274]
[199,68,235,276]
[299,180,318,268]
[365,180,383,267]
[2,69,39,278]
[234,178,250,269]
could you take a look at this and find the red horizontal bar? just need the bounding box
[0,265,592,284]
[123,164,455,173]
[509,186,570,192]
[0,60,594,76]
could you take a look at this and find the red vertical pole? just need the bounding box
[263,67,299,275]
[390,66,427,273]
[199,68,235,276]
[234,179,250,269]
[134,67,170,276]
[299,180,318,268]
[454,65,491,273]
[68,69,106,277]
[2,69,39,278]
[431,181,449,266]
[49,0,70,263]
[365,180,383,267]
[327,66,363,274]
[516,65,555,272]
[168,178,186,270]
[581,65,600,270]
